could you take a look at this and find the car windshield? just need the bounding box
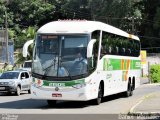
[32,34,89,79]
[0,72,19,79]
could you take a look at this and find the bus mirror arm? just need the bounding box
[87,39,96,58]
[23,39,34,57]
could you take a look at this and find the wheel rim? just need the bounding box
[17,87,20,95]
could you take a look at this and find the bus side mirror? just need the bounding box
[23,39,34,57]
[87,39,96,58]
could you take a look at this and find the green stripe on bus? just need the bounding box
[103,58,141,71]
[35,79,85,87]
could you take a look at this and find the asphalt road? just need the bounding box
[0,83,160,114]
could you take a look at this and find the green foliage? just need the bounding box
[7,0,56,27]
[15,26,36,64]
[8,29,16,40]
[139,0,160,49]
[62,0,90,19]
[150,64,160,83]
[153,7,160,30]
[1,0,160,64]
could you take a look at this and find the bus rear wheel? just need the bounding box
[124,81,133,97]
[47,100,57,107]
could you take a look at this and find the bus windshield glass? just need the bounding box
[32,34,89,79]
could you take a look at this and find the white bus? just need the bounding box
[30,20,141,106]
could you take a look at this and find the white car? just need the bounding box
[0,70,31,95]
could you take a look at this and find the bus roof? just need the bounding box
[38,20,140,41]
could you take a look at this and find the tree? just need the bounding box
[138,0,160,50]
[89,0,142,33]
[61,0,91,19]
[15,26,36,64]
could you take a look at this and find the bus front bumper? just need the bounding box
[31,85,91,101]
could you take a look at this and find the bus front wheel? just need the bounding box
[47,100,57,107]
[93,84,103,105]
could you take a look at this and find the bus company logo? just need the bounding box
[55,87,59,91]
[49,83,65,87]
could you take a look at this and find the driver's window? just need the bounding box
[88,30,100,74]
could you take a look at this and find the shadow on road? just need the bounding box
[0,99,89,109]
[0,92,29,96]
[0,93,126,110]
[0,99,49,109]
[102,93,124,103]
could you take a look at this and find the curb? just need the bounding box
[139,83,160,87]
[145,83,160,85]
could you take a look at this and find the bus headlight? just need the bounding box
[72,83,86,89]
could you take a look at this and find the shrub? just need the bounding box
[150,64,160,83]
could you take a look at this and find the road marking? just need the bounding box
[129,99,144,113]
[129,93,156,114]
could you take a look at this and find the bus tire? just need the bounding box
[132,77,135,90]
[47,100,57,107]
[124,81,132,97]
[93,83,103,105]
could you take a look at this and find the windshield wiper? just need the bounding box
[43,58,57,71]
[42,55,58,77]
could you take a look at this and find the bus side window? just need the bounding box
[116,46,119,55]
[105,45,109,54]
[119,39,124,55]
[126,48,131,56]
[101,32,107,58]
[89,30,100,74]
[101,44,107,55]
[122,47,126,56]
[109,46,112,54]
[134,40,140,57]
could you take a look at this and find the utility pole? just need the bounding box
[5,10,9,64]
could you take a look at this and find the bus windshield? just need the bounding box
[32,34,89,79]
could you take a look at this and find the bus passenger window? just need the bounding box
[121,48,125,55]
[116,46,119,55]
[126,48,131,56]
[109,46,112,54]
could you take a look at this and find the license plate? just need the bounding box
[52,93,62,97]
[0,87,5,90]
